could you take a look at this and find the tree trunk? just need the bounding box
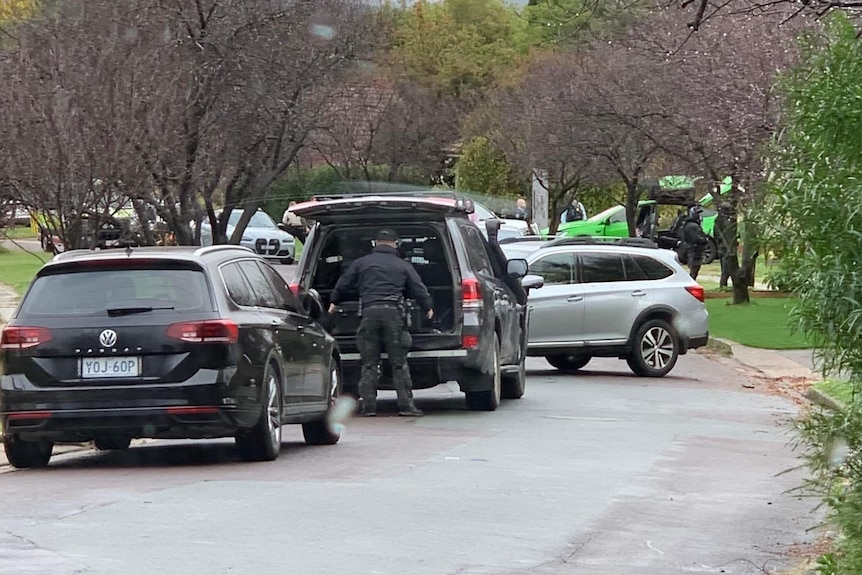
[724,176,750,305]
[625,182,640,237]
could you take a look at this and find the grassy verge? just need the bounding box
[698,259,777,283]
[705,296,812,349]
[814,379,854,406]
[0,247,49,294]
[0,226,37,240]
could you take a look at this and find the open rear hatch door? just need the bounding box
[290,196,471,224]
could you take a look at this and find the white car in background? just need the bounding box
[472,201,539,241]
[501,236,709,377]
[200,209,295,264]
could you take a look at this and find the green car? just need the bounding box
[545,180,730,265]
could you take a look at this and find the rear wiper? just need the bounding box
[106,306,175,317]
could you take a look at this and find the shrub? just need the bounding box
[768,14,862,574]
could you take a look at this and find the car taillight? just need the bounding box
[462,278,482,308]
[7,411,52,421]
[289,283,300,296]
[167,320,239,343]
[462,335,480,349]
[0,326,52,349]
[685,285,705,302]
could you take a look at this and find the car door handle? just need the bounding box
[567,295,584,303]
[631,290,647,297]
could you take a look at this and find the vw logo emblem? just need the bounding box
[99,329,118,347]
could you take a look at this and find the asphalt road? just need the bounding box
[0,353,819,575]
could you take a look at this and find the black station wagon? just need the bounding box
[0,245,341,468]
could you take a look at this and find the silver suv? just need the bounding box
[501,237,709,377]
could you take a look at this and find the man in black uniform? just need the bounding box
[680,205,709,280]
[328,229,433,417]
[713,203,733,289]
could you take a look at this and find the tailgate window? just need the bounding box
[311,224,458,332]
[18,265,214,318]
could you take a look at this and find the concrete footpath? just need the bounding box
[0,283,18,327]
[0,283,833,468]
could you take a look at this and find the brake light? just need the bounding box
[1,326,52,349]
[7,411,52,421]
[289,283,300,296]
[167,320,239,343]
[685,285,705,303]
[462,335,480,349]
[462,279,482,308]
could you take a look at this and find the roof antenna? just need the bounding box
[125,244,133,257]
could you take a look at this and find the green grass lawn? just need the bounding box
[0,248,50,294]
[698,259,777,284]
[705,296,812,349]
[814,379,854,405]
[1,226,38,240]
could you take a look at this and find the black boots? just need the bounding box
[398,404,423,417]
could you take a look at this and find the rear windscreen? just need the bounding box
[18,266,215,318]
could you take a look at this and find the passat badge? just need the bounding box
[99,329,118,347]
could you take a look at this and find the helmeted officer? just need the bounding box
[713,203,734,288]
[681,205,709,280]
[328,228,433,417]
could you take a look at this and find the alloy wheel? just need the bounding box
[641,326,674,370]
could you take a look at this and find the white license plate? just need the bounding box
[80,357,141,379]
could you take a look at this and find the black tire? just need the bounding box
[465,333,501,411]
[702,239,717,265]
[302,357,342,446]
[236,361,283,461]
[93,436,132,451]
[546,354,591,372]
[501,352,526,400]
[3,435,53,468]
[626,319,679,377]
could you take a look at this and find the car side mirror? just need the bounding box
[303,288,325,320]
[506,258,529,279]
[277,222,288,232]
[521,274,544,292]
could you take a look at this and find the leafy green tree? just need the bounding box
[454,137,521,199]
[768,14,862,379]
[387,0,520,96]
[521,0,599,45]
[768,15,862,574]
[0,0,38,26]
[520,0,642,47]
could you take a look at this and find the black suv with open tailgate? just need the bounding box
[0,246,341,468]
[287,194,542,411]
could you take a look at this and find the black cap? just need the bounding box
[376,229,399,242]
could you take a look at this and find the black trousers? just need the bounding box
[686,247,705,280]
[284,225,307,244]
[356,310,414,410]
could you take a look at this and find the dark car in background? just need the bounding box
[0,246,341,468]
[287,194,542,411]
